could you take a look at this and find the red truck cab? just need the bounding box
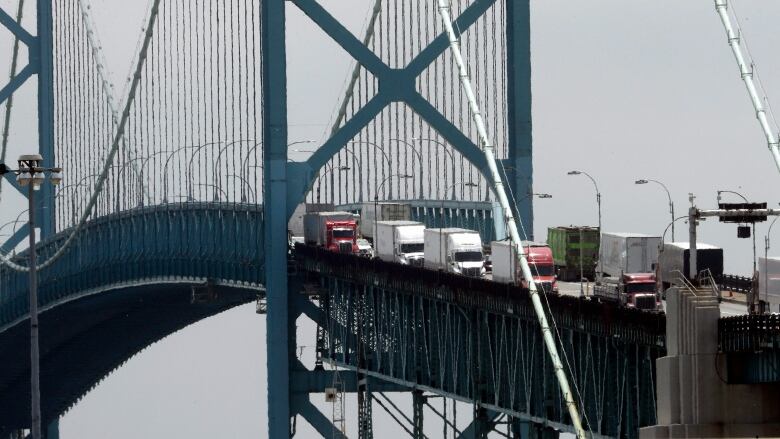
[523,243,558,294]
[622,273,661,310]
[326,220,359,253]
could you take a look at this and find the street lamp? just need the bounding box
[718,189,756,275]
[389,138,424,199]
[414,137,457,199]
[568,170,602,279]
[0,154,61,439]
[373,174,414,243]
[635,179,675,241]
[348,140,391,202]
[316,165,351,204]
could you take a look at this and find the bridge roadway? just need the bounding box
[299,245,780,438]
[299,245,665,438]
[0,200,777,436]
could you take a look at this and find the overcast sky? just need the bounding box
[1,0,780,437]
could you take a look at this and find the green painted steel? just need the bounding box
[0,203,264,329]
[299,246,665,438]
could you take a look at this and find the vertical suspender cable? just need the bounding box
[0,0,25,201]
[0,0,163,272]
[714,0,780,174]
[433,2,587,437]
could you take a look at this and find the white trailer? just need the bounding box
[375,221,425,266]
[361,202,411,239]
[599,233,661,277]
[424,228,484,277]
[759,256,780,312]
[658,242,724,289]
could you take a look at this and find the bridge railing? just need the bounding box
[0,203,264,330]
[299,245,665,438]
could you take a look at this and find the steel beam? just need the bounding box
[36,0,56,238]
[294,396,348,439]
[261,0,293,436]
[506,0,533,239]
[0,7,35,47]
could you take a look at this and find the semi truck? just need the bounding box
[593,273,661,311]
[759,256,780,312]
[375,221,425,266]
[361,202,411,240]
[491,240,558,293]
[303,211,359,254]
[547,226,600,281]
[658,242,724,290]
[424,228,485,277]
[599,232,661,278]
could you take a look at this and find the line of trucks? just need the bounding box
[297,205,729,312]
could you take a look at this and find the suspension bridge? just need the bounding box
[0,0,779,438]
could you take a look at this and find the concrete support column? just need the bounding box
[641,287,780,438]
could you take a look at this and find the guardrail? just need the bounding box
[719,314,780,352]
[720,274,752,294]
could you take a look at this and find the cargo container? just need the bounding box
[491,241,557,293]
[375,221,425,266]
[759,256,780,312]
[424,228,484,277]
[303,211,359,254]
[547,226,600,281]
[658,242,724,290]
[361,202,411,239]
[599,232,661,277]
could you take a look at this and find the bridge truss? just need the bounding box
[0,0,537,436]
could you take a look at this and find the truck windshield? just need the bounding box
[529,264,555,276]
[454,251,483,262]
[332,229,354,239]
[627,283,656,294]
[400,243,424,253]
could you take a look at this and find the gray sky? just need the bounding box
[1,0,779,437]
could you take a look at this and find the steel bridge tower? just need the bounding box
[262,0,532,436]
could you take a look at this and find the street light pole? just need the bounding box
[765,215,780,310]
[415,137,457,200]
[389,138,424,199]
[3,155,62,439]
[635,179,675,241]
[373,174,414,243]
[568,170,602,279]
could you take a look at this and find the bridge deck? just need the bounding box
[298,245,665,438]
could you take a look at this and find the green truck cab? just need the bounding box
[547,226,600,282]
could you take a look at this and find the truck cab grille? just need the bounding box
[409,258,424,267]
[634,295,657,311]
[338,242,352,253]
[463,267,481,277]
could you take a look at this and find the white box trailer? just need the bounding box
[759,256,780,311]
[599,232,661,277]
[360,202,411,239]
[375,221,425,266]
[424,228,484,277]
[658,242,724,288]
